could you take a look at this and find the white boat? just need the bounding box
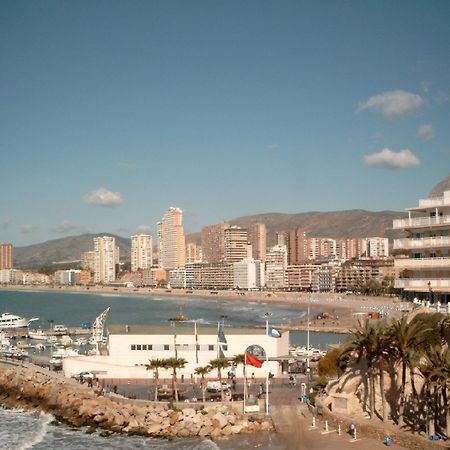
[28,329,49,340]
[0,313,39,329]
[75,338,87,346]
[59,335,73,346]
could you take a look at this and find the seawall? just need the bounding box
[0,359,273,440]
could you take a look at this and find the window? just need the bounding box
[148,345,153,350]
[142,345,147,350]
[208,345,214,351]
[131,345,136,350]
[164,345,170,351]
[136,345,141,350]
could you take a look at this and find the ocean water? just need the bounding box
[0,289,343,449]
[0,407,288,450]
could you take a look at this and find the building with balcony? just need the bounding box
[185,262,234,290]
[0,244,13,270]
[158,207,186,269]
[233,258,264,290]
[393,190,450,303]
[131,234,153,272]
[93,236,117,284]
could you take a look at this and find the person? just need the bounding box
[289,375,294,387]
[259,383,264,397]
[349,422,355,437]
[251,373,255,383]
[105,384,110,395]
[232,378,236,391]
[385,436,393,446]
[293,374,297,387]
[113,385,118,394]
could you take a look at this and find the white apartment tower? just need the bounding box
[158,207,186,269]
[93,236,117,284]
[393,189,450,303]
[131,234,153,272]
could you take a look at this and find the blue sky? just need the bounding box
[1,0,450,246]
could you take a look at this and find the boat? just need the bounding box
[28,329,49,340]
[169,314,189,322]
[0,313,39,329]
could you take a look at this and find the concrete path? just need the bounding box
[271,404,406,450]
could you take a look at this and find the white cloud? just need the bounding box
[84,188,123,207]
[358,90,423,118]
[135,225,152,234]
[21,224,39,234]
[417,124,436,141]
[364,148,421,169]
[53,220,76,234]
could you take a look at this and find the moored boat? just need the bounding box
[0,313,39,329]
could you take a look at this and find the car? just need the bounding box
[72,371,95,381]
[206,380,231,393]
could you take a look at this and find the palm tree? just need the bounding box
[387,316,431,427]
[209,358,230,401]
[145,358,166,401]
[194,365,211,403]
[164,357,187,403]
[341,319,381,419]
[232,354,245,378]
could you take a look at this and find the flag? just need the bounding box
[217,324,227,344]
[268,326,282,338]
[246,352,263,368]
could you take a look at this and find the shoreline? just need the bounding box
[0,284,404,334]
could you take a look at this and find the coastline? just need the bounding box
[0,284,403,334]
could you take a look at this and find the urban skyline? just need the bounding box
[1,1,450,246]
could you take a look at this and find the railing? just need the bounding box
[393,215,450,229]
[393,236,450,249]
[395,279,450,289]
[394,257,450,269]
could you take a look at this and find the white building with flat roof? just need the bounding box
[131,234,153,272]
[233,258,264,290]
[63,324,289,380]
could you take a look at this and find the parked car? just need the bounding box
[72,371,94,381]
[206,380,231,392]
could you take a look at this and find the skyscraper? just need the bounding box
[93,236,117,284]
[131,234,153,272]
[158,207,185,269]
[247,223,267,261]
[0,244,13,270]
[201,223,229,263]
[224,226,249,263]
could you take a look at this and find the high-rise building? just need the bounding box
[224,226,249,263]
[247,223,267,262]
[265,244,288,289]
[81,251,96,272]
[93,236,117,284]
[0,244,13,270]
[186,242,202,263]
[131,234,153,272]
[157,207,186,269]
[281,228,308,265]
[201,223,229,263]
[366,237,389,257]
[393,189,450,303]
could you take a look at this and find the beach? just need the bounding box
[0,284,404,334]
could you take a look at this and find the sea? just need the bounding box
[0,289,347,449]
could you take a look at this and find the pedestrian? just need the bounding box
[289,374,294,387]
[105,384,110,395]
[232,378,236,391]
[293,374,297,387]
[259,383,264,397]
[349,422,355,437]
[113,385,118,394]
[251,373,255,384]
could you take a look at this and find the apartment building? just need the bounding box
[366,237,389,257]
[393,189,450,303]
[233,258,264,290]
[158,207,186,269]
[247,223,267,262]
[81,251,96,272]
[0,244,13,270]
[169,268,187,289]
[131,234,153,272]
[285,264,320,291]
[186,243,202,263]
[265,244,287,290]
[201,223,229,263]
[185,262,233,290]
[280,228,308,265]
[93,236,117,284]
[224,226,249,263]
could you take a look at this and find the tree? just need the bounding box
[194,365,211,403]
[232,354,245,377]
[387,316,431,427]
[163,357,187,403]
[145,358,166,401]
[209,358,230,401]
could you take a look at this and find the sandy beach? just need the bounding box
[0,284,404,334]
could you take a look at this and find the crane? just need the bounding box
[92,307,110,355]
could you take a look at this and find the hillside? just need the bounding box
[14,234,131,268]
[186,209,404,246]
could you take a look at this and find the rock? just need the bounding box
[169,411,181,425]
[199,425,214,436]
[93,414,108,423]
[212,412,228,429]
[147,423,162,434]
[182,408,196,417]
[85,426,97,434]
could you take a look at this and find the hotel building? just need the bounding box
[0,244,13,270]
[201,223,229,263]
[393,189,450,303]
[265,244,287,290]
[131,234,153,272]
[93,236,117,284]
[247,223,267,262]
[158,207,186,269]
[224,226,249,263]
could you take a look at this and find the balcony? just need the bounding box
[394,257,450,270]
[393,215,450,230]
[393,236,450,250]
[395,278,450,290]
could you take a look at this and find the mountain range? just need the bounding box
[13,209,404,269]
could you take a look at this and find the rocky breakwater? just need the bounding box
[0,363,273,440]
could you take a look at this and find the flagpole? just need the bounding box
[216,321,219,359]
[243,353,247,414]
[265,351,269,415]
[194,320,198,364]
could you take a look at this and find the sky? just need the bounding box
[1,0,450,246]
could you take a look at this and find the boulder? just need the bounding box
[212,412,228,429]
